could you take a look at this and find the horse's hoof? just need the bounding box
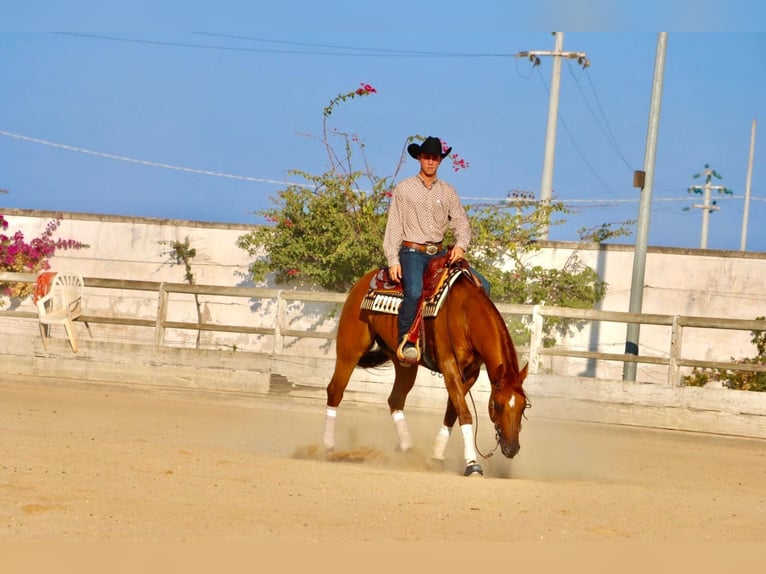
[429,457,446,472]
[464,462,484,477]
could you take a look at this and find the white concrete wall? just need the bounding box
[3,208,766,384]
[0,209,279,353]
[533,243,766,382]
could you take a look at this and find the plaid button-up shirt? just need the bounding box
[383,174,471,268]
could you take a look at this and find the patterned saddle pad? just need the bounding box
[360,266,468,318]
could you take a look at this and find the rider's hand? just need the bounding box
[388,264,402,283]
[449,246,465,265]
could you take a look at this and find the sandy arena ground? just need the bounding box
[1,373,765,544]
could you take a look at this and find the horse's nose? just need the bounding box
[502,442,520,458]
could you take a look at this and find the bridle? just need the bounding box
[441,262,531,461]
[467,381,531,460]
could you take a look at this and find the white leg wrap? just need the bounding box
[392,410,413,452]
[432,425,452,460]
[461,424,477,465]
[323,407,337,451]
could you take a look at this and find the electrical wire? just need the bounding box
[194,32,473,57]
[568,62,635,172]
[4,128,760,213]
[535,67,621,198]
[0,129,309,188]
[54,32,514,59]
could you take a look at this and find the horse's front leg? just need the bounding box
[431,399,457,464]
[387,363,418,452]
[440,371,483,476]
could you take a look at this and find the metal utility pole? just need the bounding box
[740,119,757,251]
[623,32,668,382]
[517,32,589,239]
[687,165,733,249]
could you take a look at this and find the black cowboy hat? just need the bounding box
[407,136,452,160]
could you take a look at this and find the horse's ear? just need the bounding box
[520,362,529,381]
[491,363,507,388]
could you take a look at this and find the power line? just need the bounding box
[53,32,514,58]
[568,62,635,172]
[462,195,756,206]
[534,67,621,199]
[0,129,309,188]
[3,128,761,214]
[194,33,473,57]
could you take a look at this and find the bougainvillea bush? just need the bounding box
[0,213,89,303]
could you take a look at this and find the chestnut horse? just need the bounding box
[323,257,529,477]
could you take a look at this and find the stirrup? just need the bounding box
[396,339,420,365]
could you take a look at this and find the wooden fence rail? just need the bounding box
[3,271,766,386]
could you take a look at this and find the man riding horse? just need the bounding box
[383,135,488,365]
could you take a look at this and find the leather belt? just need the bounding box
[402,241,443,255]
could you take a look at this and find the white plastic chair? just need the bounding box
[36,272,85,352]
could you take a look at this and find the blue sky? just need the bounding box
[1,11,765,251]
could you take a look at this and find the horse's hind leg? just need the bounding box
[323,321,372,451]
[324,347,368,451]
[387,363,418,452]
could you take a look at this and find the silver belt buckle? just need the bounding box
[426,244,439,255]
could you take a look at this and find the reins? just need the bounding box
[442,262,499,461]
[467,388,500,460]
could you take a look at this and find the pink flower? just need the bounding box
[355,82,377,95]
[438,140,469,172]
[449,152,470,172]
[1,213,87,299]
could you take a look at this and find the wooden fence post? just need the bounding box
[273,290,285,355]
[528,304,543,374]
[668,315,683,386]
[155,282,168,348]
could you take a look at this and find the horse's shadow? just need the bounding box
[291,442,515,479]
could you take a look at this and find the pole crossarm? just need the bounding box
[516,50,590,67]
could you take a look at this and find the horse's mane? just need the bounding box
[451,276,526,396]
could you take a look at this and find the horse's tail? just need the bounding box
[357,348,391,369]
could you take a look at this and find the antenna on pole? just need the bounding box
[684,164,733,249]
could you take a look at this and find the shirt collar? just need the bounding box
[418,175,439,189]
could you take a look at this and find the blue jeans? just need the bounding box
[472,266,491,295]
[397,248,492,342]
[398,247,437,342]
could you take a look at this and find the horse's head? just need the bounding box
[487,362,529,458]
